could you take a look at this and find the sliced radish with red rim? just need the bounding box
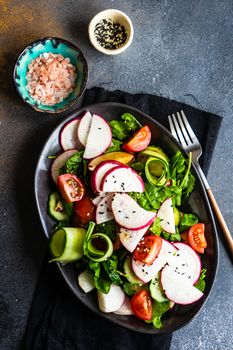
[157,198,176,234]
[161,265,203,305]
[101,166,144,193]
[91,160,123,192]
[50,149,78,184]
[59,118,83,151]
[77,111,93,147]
[83,114,112,159]
[111,194,156,230]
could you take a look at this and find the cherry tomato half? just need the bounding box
[123,125,151,153]
[133,235,162,265]
[188,223,207,254]
[131,290,153,321]
[73,195,95,226]
[57,174,85,203]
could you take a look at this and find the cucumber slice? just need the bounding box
[124,257,143,284]
[139,147,169,163]
[146,146,169,162]
[86,233,113,262]
[49,227,86,263]
[145,157,168,186]
[48,191,68,221]
[83,222,114,262]
[150,272,168,302]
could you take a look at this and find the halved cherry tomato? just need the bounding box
[72,195,95,225]
[131,290,153,321]
[133,235,162,265]
[122,125,151,152]
[57,174,85,203]
[188,223,207,254]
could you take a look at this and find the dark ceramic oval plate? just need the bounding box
[34,102,219,334]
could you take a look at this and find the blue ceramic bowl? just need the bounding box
[13,37,88,113]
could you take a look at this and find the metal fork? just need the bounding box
[168,110,233,257]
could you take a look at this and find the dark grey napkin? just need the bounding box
[23,87,222,350]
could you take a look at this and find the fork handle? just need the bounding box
[207,188,233,256]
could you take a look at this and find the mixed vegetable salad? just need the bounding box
[47,111,207,328]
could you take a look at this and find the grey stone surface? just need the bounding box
[0,0,232,349]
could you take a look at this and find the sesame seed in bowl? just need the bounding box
[88,9,134,55]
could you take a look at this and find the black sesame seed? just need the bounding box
[94,18,127,50]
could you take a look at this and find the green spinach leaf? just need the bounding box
[146,301,170,329]
[103,253,123,286]
[179,213,199,232]
[89,261,111,294]
[195,268,206,292]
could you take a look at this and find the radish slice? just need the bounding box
[132,239,178,283]
[59,118,83,150]
[170,243,202,284]
[119,225,150,253]
[157,198,176,234]
[92,193,109,206]
[111,194,156,230]
[97,284,125,313]
[101,166,144,193]
[161,265,203,305]
[83,114,112,159]
[77,111,92,146]
[50,149,78,184]
[96,194,115,224]
[91,160,123,192]
[114,296,134,315]
[78,270,95,293]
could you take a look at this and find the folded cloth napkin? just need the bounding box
[23,88,222,350]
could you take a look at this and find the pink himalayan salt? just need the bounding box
[26,52,77,106]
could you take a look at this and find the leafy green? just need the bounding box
[103,253,123,286]
[170,151,195,198]
[195,268,206,292]
[83,221,96,258]
[109,120,129,140]
[130,162,145,174]
[89,261,111,294]
[62,202,73,217]
[60,151,84,175]
[109,113,141,141]
[105,139,123,153]
[162,231,181,242]
[95,220,117,241]
[145,181,183,209]
[52,219,70,232]
[150,217,163,235]
[129,191,152,211]
[121,113,142,131]
[147,301,170,329]
[123,282,141,296]
[179,213,199,232]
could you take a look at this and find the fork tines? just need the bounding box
[168,110,198,148]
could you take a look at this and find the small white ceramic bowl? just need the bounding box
[88,9,134,55]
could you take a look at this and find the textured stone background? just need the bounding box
[0,0,232,349]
